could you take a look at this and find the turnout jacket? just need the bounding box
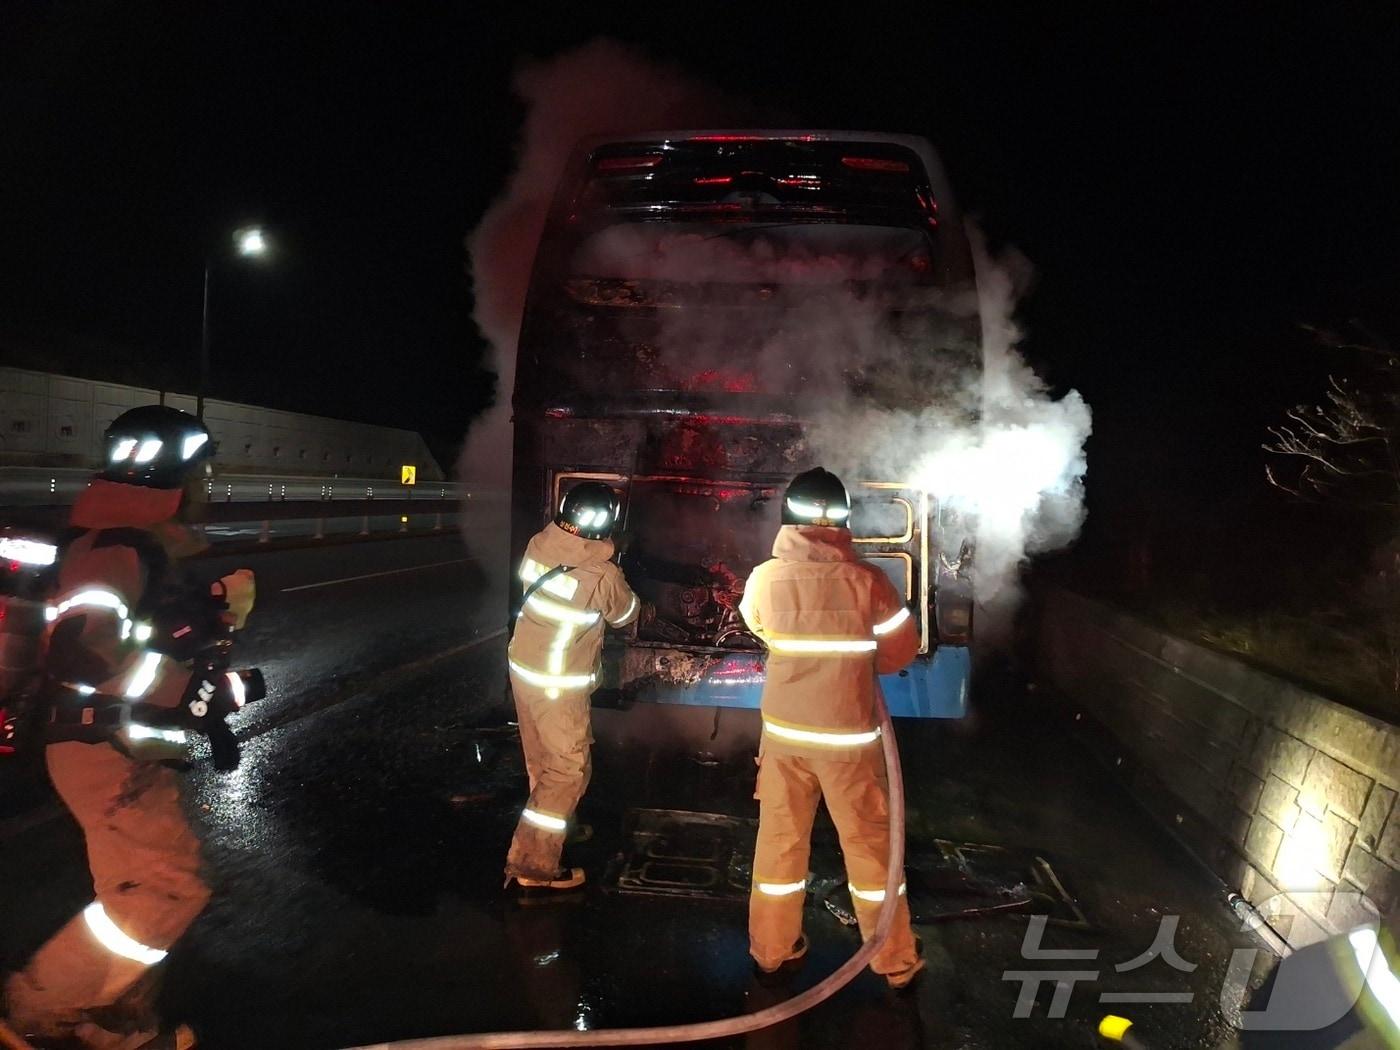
[740,525,919,760]
[44,480,209,717]
[508,522,640,695]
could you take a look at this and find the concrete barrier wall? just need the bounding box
[1038,588,1399,946]
[0,365,442,479]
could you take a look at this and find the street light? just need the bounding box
[198,226,270,420]
[235,226,267,258]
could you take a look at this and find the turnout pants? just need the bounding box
[749,745,919,979]
[504,676,592,880]
[4,742,211,1047]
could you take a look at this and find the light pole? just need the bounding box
[198,225,269,420]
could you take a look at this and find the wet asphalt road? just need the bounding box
[0,533,1271,1049]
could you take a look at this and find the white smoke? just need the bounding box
[955,234,1091,614]
[571,220,971,401]
[463,40,1091,631]
[462,39,748,491]
[808,232,1091,639]
[591,217,1092,631]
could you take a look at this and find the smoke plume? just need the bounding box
[462,39,749,490]
[806,233,1092,640]
[463,40,1090,631]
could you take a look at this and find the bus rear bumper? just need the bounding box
[610,645,970,719]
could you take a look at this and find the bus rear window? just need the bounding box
[579,139,938,226]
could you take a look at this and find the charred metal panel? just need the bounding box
[605,808,1090,933]
[534,410,808,478]
[536,418,646,473]
[604,808,757,901]
[621,478,776,648]
[924,841,1091,929]
[815,842,1090,928]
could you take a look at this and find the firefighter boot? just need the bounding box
[887,936,926,991]
[508,867,586,891]
[753,936,809,986]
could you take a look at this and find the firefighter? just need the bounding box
[504,481,639,890]
[738,467,924,988]
[3,406,256,1050]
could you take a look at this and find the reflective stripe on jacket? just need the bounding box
[740,525,918,760]
[44,484,200,719]
[507,522,639,696]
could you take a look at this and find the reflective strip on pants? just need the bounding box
[521,807,567,833]
[507,659,594,692]
[763,718,881,749]
[750,747,919,977]
[849,881,907,903]
[82,902,167,966]
[506,678,593,880]
[755,878,806,897]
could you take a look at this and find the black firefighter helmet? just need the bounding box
[101,406,214,489]
[556,481,621,540]
[782,467,851,527]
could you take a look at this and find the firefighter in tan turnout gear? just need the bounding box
[4,406,257,1050]
[505,482,639,890]
[739,467,924,988]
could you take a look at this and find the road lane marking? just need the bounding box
[280,558,470,593]
[359,626,507,684]
[0,627,509,842]
[237,626,508,741]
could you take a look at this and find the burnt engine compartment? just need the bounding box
[540,417,935,655]
[620,480,780,650]
[614,479,926,651]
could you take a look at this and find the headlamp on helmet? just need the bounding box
[782,467,852,528]
[101,406,214,490]
[556,482,622,540]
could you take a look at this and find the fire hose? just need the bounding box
[345,689,908,1050]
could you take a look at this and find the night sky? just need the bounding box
[3,4,1398,567]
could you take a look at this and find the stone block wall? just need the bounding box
[1038,589,1399,946]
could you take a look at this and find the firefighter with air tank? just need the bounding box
[3,406,261,1050]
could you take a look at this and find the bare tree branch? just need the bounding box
[1265,324,1400,510]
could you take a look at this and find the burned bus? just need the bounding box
[510,131,978,730]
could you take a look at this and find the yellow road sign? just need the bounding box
[401,465,417,486]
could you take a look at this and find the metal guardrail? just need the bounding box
[0,493,511,548]
[0,466,466,507]
[198,477,464,505]
[188,498,456,521]
[190,498,462,545]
